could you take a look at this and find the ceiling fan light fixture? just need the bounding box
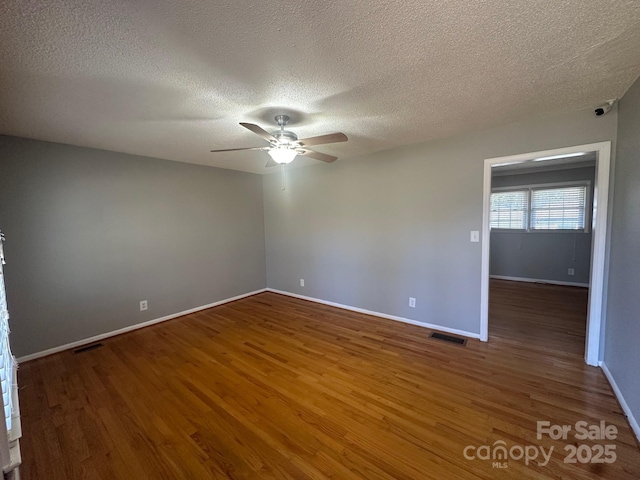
[268,147,297,164]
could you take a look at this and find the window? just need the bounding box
[0,283,11,432]
[0,230,20,475]
[0,233,14,433]
[491,182,590,232]
[490,190,528,230]
[531,185,587,230]
[0,275,14,432]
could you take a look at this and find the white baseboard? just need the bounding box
[600,362,640,443]
[266,288,481,340]
[17,288,267,363]
[490,275,589,288]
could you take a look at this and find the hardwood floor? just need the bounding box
[18,288,640,479]
[490,279,589,356]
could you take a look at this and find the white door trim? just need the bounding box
[480,142,611,366]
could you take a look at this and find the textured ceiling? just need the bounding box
[1,1,640,174]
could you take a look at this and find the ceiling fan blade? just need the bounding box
[264,158,279,168]
[297,132,347,147]
[210,147,267,153]
[299,149,338,163]
[240,122,277,143]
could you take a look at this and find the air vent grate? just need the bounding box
[429,332,467,346]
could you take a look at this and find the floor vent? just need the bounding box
[429,332,467,346]
[73,343,104,354]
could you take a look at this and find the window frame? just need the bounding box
[491,180,591,233]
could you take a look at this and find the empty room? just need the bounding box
[489,156,596,356]
[1,1,639,479]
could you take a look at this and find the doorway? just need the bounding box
[480,142,612,366]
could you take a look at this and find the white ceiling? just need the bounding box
[1,1,639,174]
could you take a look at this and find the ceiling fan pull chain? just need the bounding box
[281,164,286,191]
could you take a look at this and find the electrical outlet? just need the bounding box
[409,297,416,308]
[140,300,148,311]
[300,279,305,287]
[568,268,575,276]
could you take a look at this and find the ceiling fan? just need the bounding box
[210,115,348,167]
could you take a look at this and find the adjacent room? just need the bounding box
[1,1,639,479]
[489,155,596,356]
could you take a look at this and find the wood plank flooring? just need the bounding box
[490,279,589,356]
[17,285,640,479]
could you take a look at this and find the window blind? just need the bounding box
[490,190,528,230]
[0,235,15,433]
[531,185,587,230]
[0,231,20,477]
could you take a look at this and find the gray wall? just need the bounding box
[605,77,640,429]
[490,167,595,285]
[0,136,266,357]
[263,107,617,336]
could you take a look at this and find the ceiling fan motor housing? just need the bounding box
[271,115,298,146]
[271,130,298,145]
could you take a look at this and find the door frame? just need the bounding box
[480,141,612,366]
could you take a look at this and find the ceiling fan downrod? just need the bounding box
[274,114,290,130]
